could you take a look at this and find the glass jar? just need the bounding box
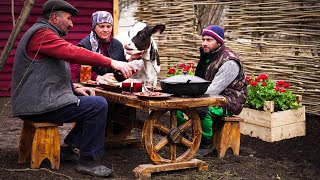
[80,65,92,83]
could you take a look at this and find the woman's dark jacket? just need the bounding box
[77,34,126,75]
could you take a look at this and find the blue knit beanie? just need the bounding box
[202,25,224,44]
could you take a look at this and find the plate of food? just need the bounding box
[145,85,162,92]
[99,76,119,84]
[133,92,172,100]
[99,82,121,92]
[81,80,100,87]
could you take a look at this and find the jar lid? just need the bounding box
[161,75,210,84]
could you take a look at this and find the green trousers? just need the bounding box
[177,107,232,141]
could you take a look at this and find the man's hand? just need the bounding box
[74,87,95,96]
[110,60,136,79]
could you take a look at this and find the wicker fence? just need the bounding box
[131,0,320,115]
[134,0,201,71]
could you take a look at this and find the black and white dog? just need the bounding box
[116,22,165,86]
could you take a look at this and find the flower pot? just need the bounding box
[238,95,306,142]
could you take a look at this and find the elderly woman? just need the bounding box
[72,11,135,82]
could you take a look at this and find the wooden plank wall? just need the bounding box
[0,0,114,96]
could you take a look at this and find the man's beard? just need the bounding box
[202,47,212,54]
[61,26,71,36]
[61,31,67,36]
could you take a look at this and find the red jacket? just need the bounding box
[27,28,112,68]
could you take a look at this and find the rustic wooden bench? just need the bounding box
[213,116,244,158]
[18,120,62,169]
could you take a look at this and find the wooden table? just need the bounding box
[94,87,226,179]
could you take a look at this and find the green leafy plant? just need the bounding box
[166,62,195,77]
[245,73,300,111]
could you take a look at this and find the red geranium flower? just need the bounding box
[262,82,267,86]
[280,89,287,93]
[187,62,194,67]
[277,80,285,86]
[250,81,258,86]
[256,77,261,82]
[183,65,191,72]
[258,74,268,80]
[246,76,252,83]
[168,68,175,74]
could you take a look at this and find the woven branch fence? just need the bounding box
[132,0,320,115]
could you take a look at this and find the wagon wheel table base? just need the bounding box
[133,159,208,179]
[133,109,208,179]
[93,87,226,178]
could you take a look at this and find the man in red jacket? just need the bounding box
[11,0,135,177]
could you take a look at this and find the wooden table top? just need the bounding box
[93,87,226,111]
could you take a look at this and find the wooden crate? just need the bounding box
[238,99,306,142]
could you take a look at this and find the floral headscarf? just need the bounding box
[90,11,113,53]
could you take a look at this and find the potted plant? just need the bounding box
[166,62,195,77]
[238,73,306,142]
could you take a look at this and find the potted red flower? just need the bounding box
[166,62,196,77]
[245,73,300,111]
[238,73,306,142]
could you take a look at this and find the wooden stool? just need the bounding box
[18,120,62,169]
[213,116,244,158]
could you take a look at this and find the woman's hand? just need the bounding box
[74,87,95,96]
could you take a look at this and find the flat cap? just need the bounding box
[43,0,78,16]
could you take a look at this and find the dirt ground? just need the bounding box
[1,97,320,180]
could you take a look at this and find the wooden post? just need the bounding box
[113,0,119,36]
[296,95,302,106]
[0,0,34,72]
[263,101,274,112]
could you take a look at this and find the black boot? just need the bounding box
[196,138,215,157]
[60,145,79,162]
[200,138,213,149]
[76,156,113,177]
